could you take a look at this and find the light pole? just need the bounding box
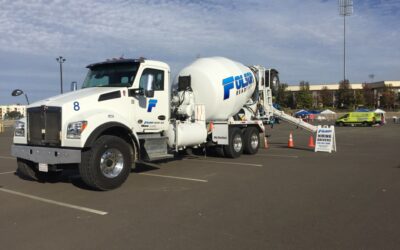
[368,74,375,83]
[56,56,66,94]
[338,0,353,83]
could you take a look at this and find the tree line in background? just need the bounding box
[274,80,399,110]
[2,111,23,120]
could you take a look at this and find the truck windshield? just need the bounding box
[82,63,139,88]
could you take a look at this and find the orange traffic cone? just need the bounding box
[209,121,214,132]
[288,132,294,148]
[264,137,269,149]
[308,134,315,148]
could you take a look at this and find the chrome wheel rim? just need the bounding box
[100,148,124,178]
[250,134,259,149]
[233,134,242,152]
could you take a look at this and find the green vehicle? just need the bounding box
[335,112,381,127]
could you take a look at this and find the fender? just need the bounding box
[84,122,140,153]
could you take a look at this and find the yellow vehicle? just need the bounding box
[335,112,381,126]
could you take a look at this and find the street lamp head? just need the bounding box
[11,89,30,104]
[56,56,66,63]
[11,89,24,97]
[338,0,353,16]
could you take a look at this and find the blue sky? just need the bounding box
[0,0,399,104]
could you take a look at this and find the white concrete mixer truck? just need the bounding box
[11,56,315,190]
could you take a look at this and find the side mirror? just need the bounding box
[12,89,23,97]
[70,81,78,91]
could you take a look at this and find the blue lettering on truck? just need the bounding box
[222,72,253,100]
[147,99,158,112]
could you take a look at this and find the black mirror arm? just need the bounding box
[145,90,155,98]
[129,88,144,97]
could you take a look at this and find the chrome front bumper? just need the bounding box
[11,145,81,164]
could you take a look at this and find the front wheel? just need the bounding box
[80,135,133,191]
[223,128,243,158]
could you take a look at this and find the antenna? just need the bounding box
[338,0,353,83]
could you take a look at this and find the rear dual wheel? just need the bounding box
[222,127,260,158]
[223,128,243,158]
[243,127,260,155]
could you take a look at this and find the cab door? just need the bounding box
[131,67,169,133]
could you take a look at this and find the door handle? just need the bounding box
[158,115,166,120]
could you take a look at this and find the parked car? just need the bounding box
[335,112,381,126]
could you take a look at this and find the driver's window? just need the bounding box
[91,74,109,86]
[139,68,164,91]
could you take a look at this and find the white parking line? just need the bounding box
[186,159,263,167]
[138,173,208,182]
[0,171,15,175]
[0,188,108,216]
[0,156,15,160]
[256,154,299,159]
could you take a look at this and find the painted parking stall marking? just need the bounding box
[0,155,15,160]
[139,173,208,183]
[0,171,15,175]
[185,158,263,167]
[0,188,108,216]
[255,154,299,159]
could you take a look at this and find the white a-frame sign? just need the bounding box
[315,125,336,153]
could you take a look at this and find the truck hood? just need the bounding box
[28,87,125,108]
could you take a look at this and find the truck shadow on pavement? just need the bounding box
[11,148,233,191]
[13,169,99,191]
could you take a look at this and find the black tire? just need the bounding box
[16,158,47,181]
[243,127,260,155]
[223,127,243,158]
[337,122,344,127]
[215,146,225,157]
[79,135,133,191]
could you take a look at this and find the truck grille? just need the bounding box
[27,106,62,146]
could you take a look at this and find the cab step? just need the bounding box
[139,136,173,161]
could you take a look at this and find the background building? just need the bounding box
[286,81,400,108]
[0,104,26,119]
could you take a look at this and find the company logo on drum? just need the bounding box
[222,72,253,100]
[147,99,158,112]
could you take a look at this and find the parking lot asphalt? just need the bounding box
[1,122,400,250]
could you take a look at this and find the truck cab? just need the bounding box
[12,58,171,190]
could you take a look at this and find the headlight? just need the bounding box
[14,121,25,137]
[67,121,87,139]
